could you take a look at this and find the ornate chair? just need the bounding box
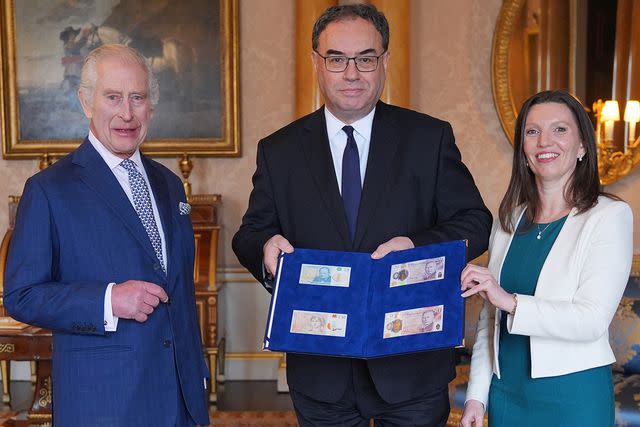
[610,275,640,426]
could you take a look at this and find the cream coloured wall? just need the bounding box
[411,0,512,221]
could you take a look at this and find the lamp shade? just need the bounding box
[624,100,640,123]
[601,100,620,122]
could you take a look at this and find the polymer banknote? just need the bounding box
[383,305,444,339]
[389,256,445,287]
[290,310,348,337]
[299,264,351,287]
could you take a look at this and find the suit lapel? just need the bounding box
[488,208,525,282]
[143,156,174,276]
[301,109,352,249]
[354,102,399,248]
[71,140,164,277]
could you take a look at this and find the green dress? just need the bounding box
[488,215,614,427]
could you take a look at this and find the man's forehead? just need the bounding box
[96,58,149,87]
[97,54,147,74]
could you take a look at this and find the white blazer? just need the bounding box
[465,196,633,406]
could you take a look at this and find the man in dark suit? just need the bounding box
[232,4,491,426]
[4,44,209,426]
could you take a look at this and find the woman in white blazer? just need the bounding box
[459,90,633,427]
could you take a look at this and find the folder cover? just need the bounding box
[263,240,466,358]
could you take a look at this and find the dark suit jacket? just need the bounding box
[233,101,492,403]
[4,140,209,426]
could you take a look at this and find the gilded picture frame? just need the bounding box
[491,0,525,147]
[0,0,240,159]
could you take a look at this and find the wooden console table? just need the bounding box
[0,326,52,425]
[0,193,223,416]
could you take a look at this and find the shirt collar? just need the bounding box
[88,130,143,171]
[324,106,376,141]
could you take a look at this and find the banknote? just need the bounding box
[389,256,445,287]
[383,305,444,339]
[290,310,348,337]
[299,264,351,287]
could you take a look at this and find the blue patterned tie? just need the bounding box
[341,126,362,242]
[121,159,166,273]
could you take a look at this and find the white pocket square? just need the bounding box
[179,202,191,215]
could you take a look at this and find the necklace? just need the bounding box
[536,223,552,240]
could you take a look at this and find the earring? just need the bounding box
[526,161,529,167]
[578,155,584,162]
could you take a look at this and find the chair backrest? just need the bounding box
[611,276,640,374]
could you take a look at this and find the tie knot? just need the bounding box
[120,159,137,173]
[342,125,355,139]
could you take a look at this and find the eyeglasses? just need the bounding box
[314,51,386,73]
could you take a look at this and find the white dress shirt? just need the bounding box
[324,107,375,192]
[88,131,168,331]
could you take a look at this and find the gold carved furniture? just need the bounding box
[189,194,223,403]
[0,327,52,425]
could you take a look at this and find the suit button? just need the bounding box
[163,340,172,348]
[153,264,161,271]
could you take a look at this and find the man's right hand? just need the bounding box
[111,280,169,323]
[263,234,294,277]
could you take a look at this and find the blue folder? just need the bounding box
[263,240,466,358]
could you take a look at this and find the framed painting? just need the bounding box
[0,0,240,158]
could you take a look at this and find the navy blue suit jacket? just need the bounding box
[233,102,492,404]
[4,140,209,426]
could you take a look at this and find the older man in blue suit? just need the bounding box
[4,44,209,426]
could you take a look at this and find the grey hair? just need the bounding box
[78,44,160,105]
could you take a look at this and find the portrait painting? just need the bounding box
[0,0,239,158]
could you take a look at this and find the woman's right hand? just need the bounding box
[461,264,515,314]
[460,399,485,427]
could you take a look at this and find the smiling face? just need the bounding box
[522,102,586,190]
[79,55,154,159]
[312,17,388,124]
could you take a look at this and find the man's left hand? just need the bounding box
[371,236,414,259]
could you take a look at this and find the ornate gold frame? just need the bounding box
[0,0,240,158]
[491,0,525,146]
[492,0,579,145]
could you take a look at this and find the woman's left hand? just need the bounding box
[461,264,516,313]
